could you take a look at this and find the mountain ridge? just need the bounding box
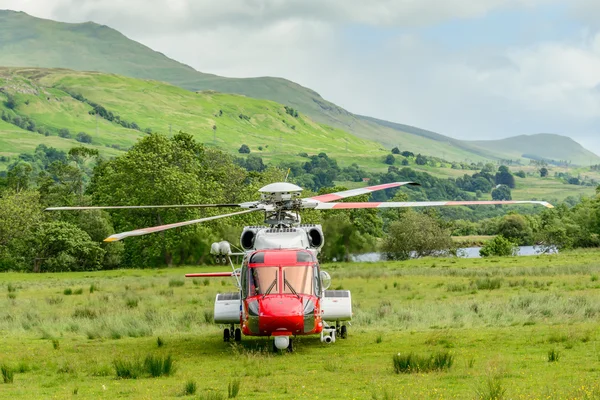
[1,9,598,165]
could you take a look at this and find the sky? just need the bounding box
[3,0,600,154]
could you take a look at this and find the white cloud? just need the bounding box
[1,0,553,32]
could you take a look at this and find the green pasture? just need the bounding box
[1,249,600,399]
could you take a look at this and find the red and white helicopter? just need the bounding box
[48,181,552,351]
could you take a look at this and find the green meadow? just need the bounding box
[1,249,600,399]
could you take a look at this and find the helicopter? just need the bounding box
[47,181,553,351]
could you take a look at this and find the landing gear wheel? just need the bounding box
[287,338,293,352]
[234,328,241,342]
[223,328,230,342]
[340,325,348,339]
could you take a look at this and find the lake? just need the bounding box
[352,245,558,262]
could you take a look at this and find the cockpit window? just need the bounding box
[247,267,278,297]
[282,266,315,296]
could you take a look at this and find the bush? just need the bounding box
[58,128,71,138]
[391,147,400,154]
[75,132,93,144]
[384,154,395,165]
[479,236,518,257]
[548,348,560,362]
[238,144,250,154]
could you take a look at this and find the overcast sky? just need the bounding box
[3,0,600,154]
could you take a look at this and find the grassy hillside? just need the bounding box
[2,10,597,165]
[0,67,387,169]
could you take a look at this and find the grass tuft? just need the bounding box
[89,283,99,293]
[472,278,503,290]
[46,296,63,305]
[73,288,83,295]
[199,392,225,400]
[392,351,454,374]
[1,364,14,383]
[475,375,506,400]
[72,308,97,319]
[183,380,197,395]
[52,339,60,350]
[548,348,560,362]
[7,283,16,293]
[7,292,16,299]
[228,378,241,398]
[169,279,184,287]
[125,297,139,308]
[63,288,73,295]
[157,337,164,347]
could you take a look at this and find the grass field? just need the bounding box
[1,250,600,399]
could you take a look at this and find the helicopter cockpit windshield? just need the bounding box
[246,266,319,297]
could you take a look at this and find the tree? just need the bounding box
[4,93,17,109]
[0,190,43,270]
[415,154,427,165]
[7,162,33,192]
[497,214,533,245]
[27,221,104,272]
[540,167,549,177]
[381,211,454,260]
[401,159,409,166]
[384,154,395,165]
[495,165,515,188]
[401,151,414,158]
[515,170,526,178]
[491,185,512,201]
[58,128,71,138]
[238,144,250,154]
[391,147,400,154]
[76,132,93,143]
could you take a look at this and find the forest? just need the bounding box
[1,133,599,272]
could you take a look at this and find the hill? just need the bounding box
[468,134,600,165]
[2,10,598,165]
[0,67,387,168]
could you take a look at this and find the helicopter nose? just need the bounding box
[258,296,304,335]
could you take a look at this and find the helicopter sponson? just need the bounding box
[240,225,324,252]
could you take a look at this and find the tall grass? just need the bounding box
[113,354,175,379]
[475,375,506,400]
[228,379,241,398]
[183,380,197,395]
[392,351,454,374]
[1,364,14,383]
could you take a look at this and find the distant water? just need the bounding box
[351,246,558,262]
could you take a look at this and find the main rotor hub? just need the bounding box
[258,182,303,203]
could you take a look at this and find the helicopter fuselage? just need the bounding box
[240,249,323,338]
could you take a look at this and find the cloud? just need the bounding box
[2,0,553,33]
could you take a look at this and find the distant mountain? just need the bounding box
[1,9,598,165]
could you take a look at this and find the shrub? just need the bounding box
[238,144,250,154]
[75,132,93,144]
[58,128,71,138]
[63,288,73,295]
[479,236,518,257]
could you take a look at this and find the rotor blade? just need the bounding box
[185,272,237,278]
[313,200,554,210]
[45,204,243,211]
[305,182,420,203]
[104,208,261,242]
